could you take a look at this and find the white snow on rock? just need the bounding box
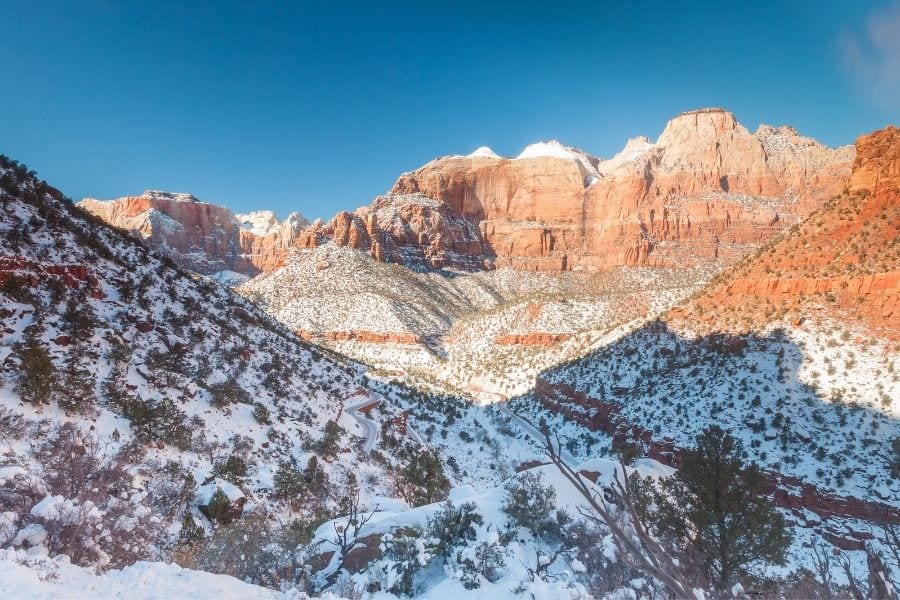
[0,466,27,484]
[11,523,46,548]
[236,210,310,236]
[597,135,657,174]
[210,270,251,287]
[235,210,279,236]
[516,140,600,180]
[467,146,501,159]
[517,140,580,161]
[143,190,199,203]
[197,478,245,505]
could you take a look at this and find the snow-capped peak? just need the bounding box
[516,140,599,179]
[467,146,501,159]
[236,210,309,236]
[515,140,580,161]
[235,210,280,236]
[597,135,656,174]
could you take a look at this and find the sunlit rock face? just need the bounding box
[78,191,307,276]
[301,108,853,273]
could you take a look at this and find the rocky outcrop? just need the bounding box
[495,332,572,346]
[295,329,421,344]
[295,194,490,270]
[78,191,307,277]
[303,108,852,273]
[848,125,900,194]
[534,379,900,528]
[0,257,104,299]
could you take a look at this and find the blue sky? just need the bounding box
[1,1,897,220]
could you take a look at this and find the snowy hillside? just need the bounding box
[2,147,897,598]
[0,157,453,587]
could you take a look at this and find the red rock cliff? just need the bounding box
[301,108,853,272]
[668,125,899,337]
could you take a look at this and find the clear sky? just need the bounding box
[1,1,898,221]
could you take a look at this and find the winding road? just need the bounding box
[345,398,381,453]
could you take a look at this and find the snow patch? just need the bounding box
[467,146,501,159]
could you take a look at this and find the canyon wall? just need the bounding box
[300,108,853,272]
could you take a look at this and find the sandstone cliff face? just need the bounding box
[295,193,491,270]
[668,126,899,337]
[78,191,307,276]
[304,108,853,272]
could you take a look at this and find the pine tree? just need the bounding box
[317,419,342,459]
[60,294,97,342]
[302,455,329,504]
[651,425,791,588]
[399,450,450,507]
[101,336,132,407]
[212,455,248,485]
[273,460,304,500]
[205,488,234,525]
[179,513,205,546]
[119,396,191,449]
[59,356,95,413]
[15,325,56,405]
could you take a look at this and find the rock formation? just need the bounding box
[299,108,853,272]
[668,125,899,337]
[294,194,490,270]
[78,191,307,277]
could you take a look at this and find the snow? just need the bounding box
[11,524,47,548]
[143,190,198,203]
[0,549,302,599]
[197,479,245,505]
[211,270,251,287]
[516,140,580,161]
[0,465,27,483]
[597,135,656,174]
[30,496,101,526]
[235,210,281,236]
[466,146,501,159]
[234,209,308,237]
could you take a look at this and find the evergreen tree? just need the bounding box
[15,325,56,405]
[59,356,95,413]
[399,450,450,507]
[302,455,329,504]
[60,294,97,342]
[317,419,342,459]
[212,455,248,485]
[651,425,791,588]
[205,488,234,525]
[427,500,482,558]
[101,336,132,407]
[119,396,191,449]
[273,460,304,499]
[178,513,205,546]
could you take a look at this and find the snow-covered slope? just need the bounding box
[0,156,425,577]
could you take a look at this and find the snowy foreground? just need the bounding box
[1,549,299,600]
[0,461,664,600]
